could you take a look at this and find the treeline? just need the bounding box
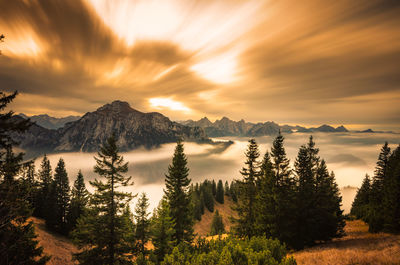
[21,156,89,236]
[232,135,345,249]
[351,142,400,233]
[191,179,238,221]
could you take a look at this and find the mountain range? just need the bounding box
[18,113,80,130]
[13,101,210,153]
[13,100,384,155]
[180,117,349,137]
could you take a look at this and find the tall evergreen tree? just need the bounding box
[134,192,150,256]
[255,151,277,238]
[293,137,319,248]
[0,90,49,264]
[72,135,134,265]
[216,180,224,204]
[210,210,225,236]
[151,199,175,264]
[67,170,89,233]
[34,155,52,218]
[314,161,345,241]
[164,140,194,245]
[270,132,297,247]
[369,142,391,232]
[382,145,400,232]
[232,139,260,238]
[224,181,230,197]
[350,174,371,220]
[47,158,70,234]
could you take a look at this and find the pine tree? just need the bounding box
[314,161,344,241]
[293,137,319,248]
[210,210,225,235]
[0,90,49,264]
[224,181,230,197]
[232,139,260,238]
[216,180,224,204]
[151,199,175,263]
[270,132,296,246]
[164,140,194,245]
[212,180,217,197]
[135,192,150,256]
[34,155,52,218]
[369,142,391,232]
[72,135,134,265]
[382,145,400,232]
[255,151,277,237]
[67,170,89,233]
[350,174,371,220]
[47,158,70,234]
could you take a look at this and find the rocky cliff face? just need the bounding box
[14,101,209,153]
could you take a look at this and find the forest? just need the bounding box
[1,91,399,265]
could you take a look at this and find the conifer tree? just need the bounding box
[47,158,70,234]
[350,174,371,220]
[67,170,89,233]
[224,181,230,197]
[216,180,224,204]
[135,192,150,256]
[212,180,217,197]
[232,139,260,238]
[293,137,319,248]
[151,199,175,263]
[0,90,49,264]
[210,210,225,236]
[270,132,296,246]
[34,155,53,218]
[314,161,344,241]
[369,142,391,232]
[72,135,134,265]
[164,140,194,245]
[255,151,277,237]
[383,145,400,232]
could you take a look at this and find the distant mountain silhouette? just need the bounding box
[13,101,210,153]
[181,118,349,137]
[19,113,81,129]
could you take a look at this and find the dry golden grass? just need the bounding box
[193,196,237,236]
[293,220,400,265]
[31,217,78,265]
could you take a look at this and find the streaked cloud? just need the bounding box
[0,0,399,130]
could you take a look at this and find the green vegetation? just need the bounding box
[351,142,400,233]
[72,135,135,264]
[0,91,49,264]
[161,236,296,265]
[232,134,344,249]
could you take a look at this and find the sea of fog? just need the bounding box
[34,132,400,214]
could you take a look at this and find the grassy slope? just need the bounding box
[293,220,400,265]
[31,217,77,265]
[193,195,236,236]
[32,204,400,265]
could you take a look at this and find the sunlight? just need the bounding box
[191,52,238,84]
[149,97,190,112]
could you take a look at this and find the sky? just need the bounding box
[0,0,399,131]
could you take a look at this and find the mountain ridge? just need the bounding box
[180,117,349,137]
[13,101,211,153]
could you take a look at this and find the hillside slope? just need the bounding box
[194,196,237,236]
[31,217,77,265]
[294,220,400,265]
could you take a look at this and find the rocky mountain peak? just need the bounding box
[96,100,137,114]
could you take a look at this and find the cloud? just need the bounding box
[0,0,399,129]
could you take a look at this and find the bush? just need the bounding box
[161,236,296,265]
